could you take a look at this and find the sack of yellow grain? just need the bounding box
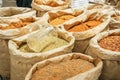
[8,27,75,80]
[0,7,36,18]
[109,9,120,30]
[25,53,103,80]
[0,16,41,78]
[60,9,110,53]
[42,9,84,28]
[31,0,70,17]
[86,29,120,80]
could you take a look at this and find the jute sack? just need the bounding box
[109,9,120,30]
[0,7,36,18]
[0,17,41,77]
[25,53,103,80]
[42,9,84,27]
[86,29,120,80]
[9,28,75,80]
[31,0,70,17]
[105,0,120,10]
[60,9,110,53]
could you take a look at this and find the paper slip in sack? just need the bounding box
[8,28,75,80]
[86,29,120,80]
[25,53,103,80]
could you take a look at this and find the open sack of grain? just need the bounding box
[25,53,103,80]
[0,8,40,78]
[105,0,120,10]
[0,7,36,18]
[42,9,84,28]
[8,27,75,80]
[31,0,70,16]
[109,9,120,30]
[86,29,120,80]
[60,9,110,53]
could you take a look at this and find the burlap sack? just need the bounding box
[0,16,41,77]
[8,28,75,80]
[0,7,36,18]
[25,53,103,80]
[105,0,120,10]
[86,29,120,80]
[109,9,120,30]
[42,9,84,27]
[60,10,110,53]
[31,0,70,17]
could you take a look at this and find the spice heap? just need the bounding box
[19,28,68,53]
[31,59,95,80]
[0,18,35,30]
[99,35,120,52]
[34,0,67,7]
[64,20,102,32]
[49,15,75,26]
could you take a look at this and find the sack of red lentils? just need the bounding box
[25,53,103,80]
[109,9,120,30]
[86,29,120,80]
[0,7,36,18]
[0,16,40,77]
[42,9,84,28]
[31,0,70,17]
[8,27,75,80]
[60,9,110,53]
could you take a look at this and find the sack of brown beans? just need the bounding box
[109,9,120,30]
[0,8,39,78]
[31,0,70,17]
[25,53,103,80]
[60,9,110,53]
[86,29,120,80]
[42,9,84,28]
[8,27,75,80]
[0,7,36,18]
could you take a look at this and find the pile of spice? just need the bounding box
[31,59,95,80]
[64,20,102,32]
[0,18,35,30]
[98,35,120,52]
[34,0,67,7]
[49,15,75,26]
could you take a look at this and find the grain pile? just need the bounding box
[31,59,95,80]
[49,15,75,26]
[99,35,120,52]
[0,18,35,30]
[64,20,102,32]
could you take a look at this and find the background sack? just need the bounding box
[86,29,120,80]
[0,16,41,77]
[25,53,103,80]
[9,28,75,80]
[31,0,70,16]
[0,7,36,18]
